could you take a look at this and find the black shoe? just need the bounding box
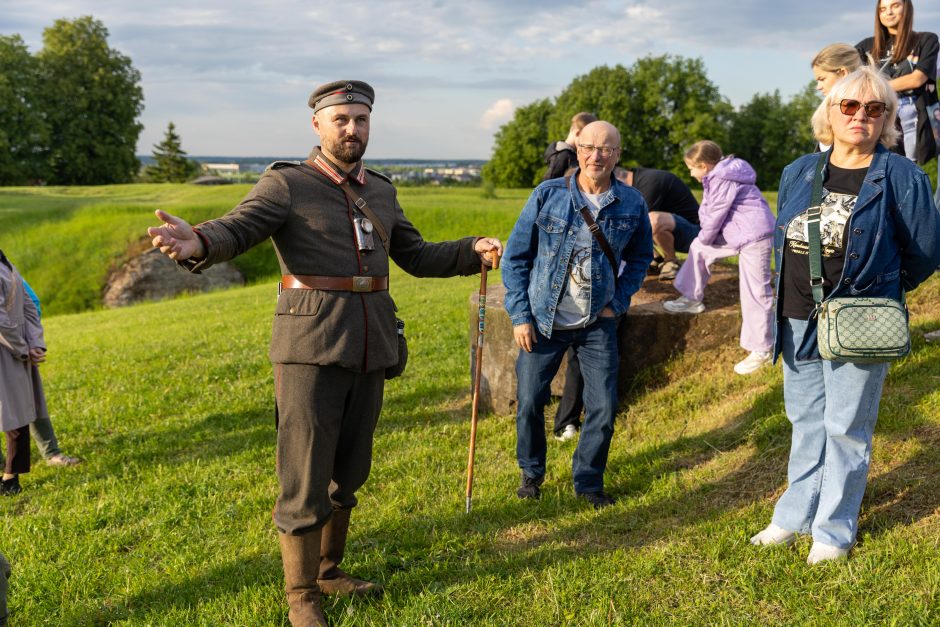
[0,476,21,496]
[517,473,543,500]
[647,255,665,276]
[577,491,615,509]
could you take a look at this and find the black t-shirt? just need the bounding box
[856,32,939,98]
[780,163,868,319]
[630,167,700,225]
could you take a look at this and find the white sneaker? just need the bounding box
[554,424,578,442]
[663,296,705,314]
[807,541,850,565]
[734,351,771,375]
[750,523,797,546]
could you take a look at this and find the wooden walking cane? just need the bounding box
[465,256,490,514]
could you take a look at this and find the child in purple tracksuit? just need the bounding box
[664,141,775,375]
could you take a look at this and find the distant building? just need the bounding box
[203,163,240,176]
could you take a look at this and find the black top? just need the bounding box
[630,167,700,225]
[543,142,578,181]
[856,32,939,98]
[780,163,869,319]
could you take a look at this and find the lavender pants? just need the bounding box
[673,236,774,353]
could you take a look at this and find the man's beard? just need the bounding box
[326,136,367,164]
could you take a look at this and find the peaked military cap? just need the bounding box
[308,80,375,113]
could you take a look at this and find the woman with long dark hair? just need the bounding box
[856,0,938,164]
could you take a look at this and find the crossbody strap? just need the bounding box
[304,158,391,255]
[806,153,828,308]
[337,181,390,255]
[565,175,618,276]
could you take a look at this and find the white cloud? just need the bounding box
[479,99,515,130]
[7,0,938,157]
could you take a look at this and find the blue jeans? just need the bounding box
[771,318,889,549]
[898,96,917,162]
[670,214,701,254]
[515,317,619,494]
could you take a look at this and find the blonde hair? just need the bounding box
[684,140,724,166]
[811,66,899,149]
[811,43,863,74]
[570,112,598,132]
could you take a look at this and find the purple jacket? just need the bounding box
[697,156,774,249]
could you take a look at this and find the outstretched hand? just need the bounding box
[475,237,503,269]
[147,210,205,261]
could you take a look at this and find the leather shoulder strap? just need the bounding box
[338,181,390,255]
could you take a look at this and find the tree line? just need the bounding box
[0,16,144,186]
[482,56,821,190]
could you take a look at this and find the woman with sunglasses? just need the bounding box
[856,0,938,165]
[750,67,940,564]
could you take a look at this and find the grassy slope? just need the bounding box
[0,185,532,316]
[0,184,770,316]
[1,185,938,626]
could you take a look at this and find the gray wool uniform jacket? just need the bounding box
[187,148,482,373]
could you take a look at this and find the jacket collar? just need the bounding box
[567,168,617,209]
[308,147,367,186]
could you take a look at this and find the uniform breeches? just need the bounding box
[273,363,385,535]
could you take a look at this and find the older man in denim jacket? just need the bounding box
[503,121,653,508]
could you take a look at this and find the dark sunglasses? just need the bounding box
[835,99,887,118]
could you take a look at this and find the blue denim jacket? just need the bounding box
[773,145,940,361]
[503,172,653,338]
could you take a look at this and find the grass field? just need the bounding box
[1,185,939,625]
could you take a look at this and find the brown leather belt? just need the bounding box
[281,274,389,293]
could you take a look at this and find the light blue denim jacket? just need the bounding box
[773,145,940,361]
[503,172,653,338]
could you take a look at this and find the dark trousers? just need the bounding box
[273,363,385,535]
[553,347,584,434]
[3,425,30,475]
[516,318,620,493]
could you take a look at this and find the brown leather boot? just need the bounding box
[278,530,329,627]
[317,509,383,596]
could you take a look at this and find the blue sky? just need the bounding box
[4,1,939,159]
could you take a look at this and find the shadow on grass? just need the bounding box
[98,409,274,470]
[62,551,282,625]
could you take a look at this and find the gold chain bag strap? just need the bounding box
[335,178,408,379]
[806,154,911,363]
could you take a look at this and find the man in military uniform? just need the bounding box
[148,80,502,626]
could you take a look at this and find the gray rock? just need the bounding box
[103,248,244,308]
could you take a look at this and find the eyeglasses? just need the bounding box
[833,99,887,118]
[577,144,620,158]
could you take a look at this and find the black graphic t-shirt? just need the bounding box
[780,163,868,319]
[856,32,939,98]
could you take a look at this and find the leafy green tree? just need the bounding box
[487,56,733,187]
[482,98,553,188]
[37,16,144,185]
[0,35,49,185]
[553,57,732,181]
[146,122,200,183]
[727,83,820,190]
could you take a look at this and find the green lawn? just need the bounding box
[1,185,937,626]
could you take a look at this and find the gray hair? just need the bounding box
[811,66,899,149]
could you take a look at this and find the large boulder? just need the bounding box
[469,264,747,415]
[103,248,244,308]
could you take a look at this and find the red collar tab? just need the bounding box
[310,152,367,185]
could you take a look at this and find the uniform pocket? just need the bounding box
[275,289,323,316]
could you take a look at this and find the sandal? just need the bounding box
[47,454,82,467]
